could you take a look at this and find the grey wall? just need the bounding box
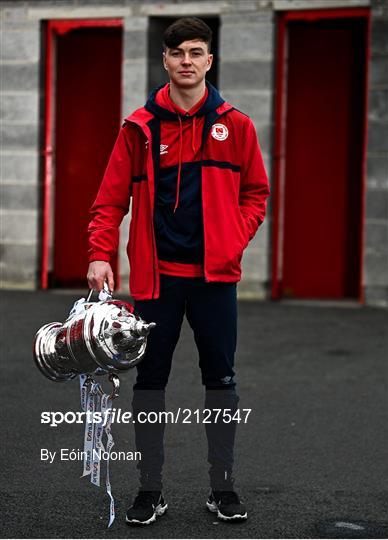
[365,0,388,306]
[219,10,274,298]
[0,7,41,288]
[2,0,386,307]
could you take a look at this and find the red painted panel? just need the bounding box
[281,18,365,298]
[52,27,122,287]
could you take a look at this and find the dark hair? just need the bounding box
[163,17,212,52]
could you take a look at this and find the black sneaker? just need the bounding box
[126,490,168,525]
[206,490,247,521]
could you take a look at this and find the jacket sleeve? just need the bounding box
[88,125,133,263]
[239,118,270,241]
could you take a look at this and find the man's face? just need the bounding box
[163,39,213,88]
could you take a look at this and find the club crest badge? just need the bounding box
[211,123,229,141]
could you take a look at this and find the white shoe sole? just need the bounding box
[126,502,168,525]
[206,500,248,521]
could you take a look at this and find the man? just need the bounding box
[87,17,270,525]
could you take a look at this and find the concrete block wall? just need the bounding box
[219,11,274,299]
[0,6,41,287]
[119,15,149,291]
[365,0,388,306]
[2,0,385,308]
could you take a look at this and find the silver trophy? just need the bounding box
[33,284,155,385]
[33,284,155,527]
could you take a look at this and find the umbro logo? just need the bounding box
[160,144,169,155]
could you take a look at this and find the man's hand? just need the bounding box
[87,261,114,292]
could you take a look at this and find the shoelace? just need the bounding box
[133,491,160,509]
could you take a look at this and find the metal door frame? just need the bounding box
[41,18,123,289]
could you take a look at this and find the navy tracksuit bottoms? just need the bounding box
[132,274,240,490]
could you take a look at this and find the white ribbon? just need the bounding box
[90,390,103,487]
[101,393,115,527]
[79,376,116,527]
[81,381,98,477]
[79,374,88,411]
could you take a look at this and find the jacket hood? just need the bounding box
[144,81,225,120]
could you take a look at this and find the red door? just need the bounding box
[274,13,368,299]
[51,24,122,287]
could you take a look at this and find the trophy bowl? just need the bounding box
[33,289,155,382]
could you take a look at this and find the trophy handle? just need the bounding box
[83,373,120,400]
[86,281,113,302]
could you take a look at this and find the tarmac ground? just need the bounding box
[1,289,388,538]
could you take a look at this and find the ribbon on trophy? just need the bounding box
[79,374,116,528]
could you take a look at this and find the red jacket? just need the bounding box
[88,83,270,300]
